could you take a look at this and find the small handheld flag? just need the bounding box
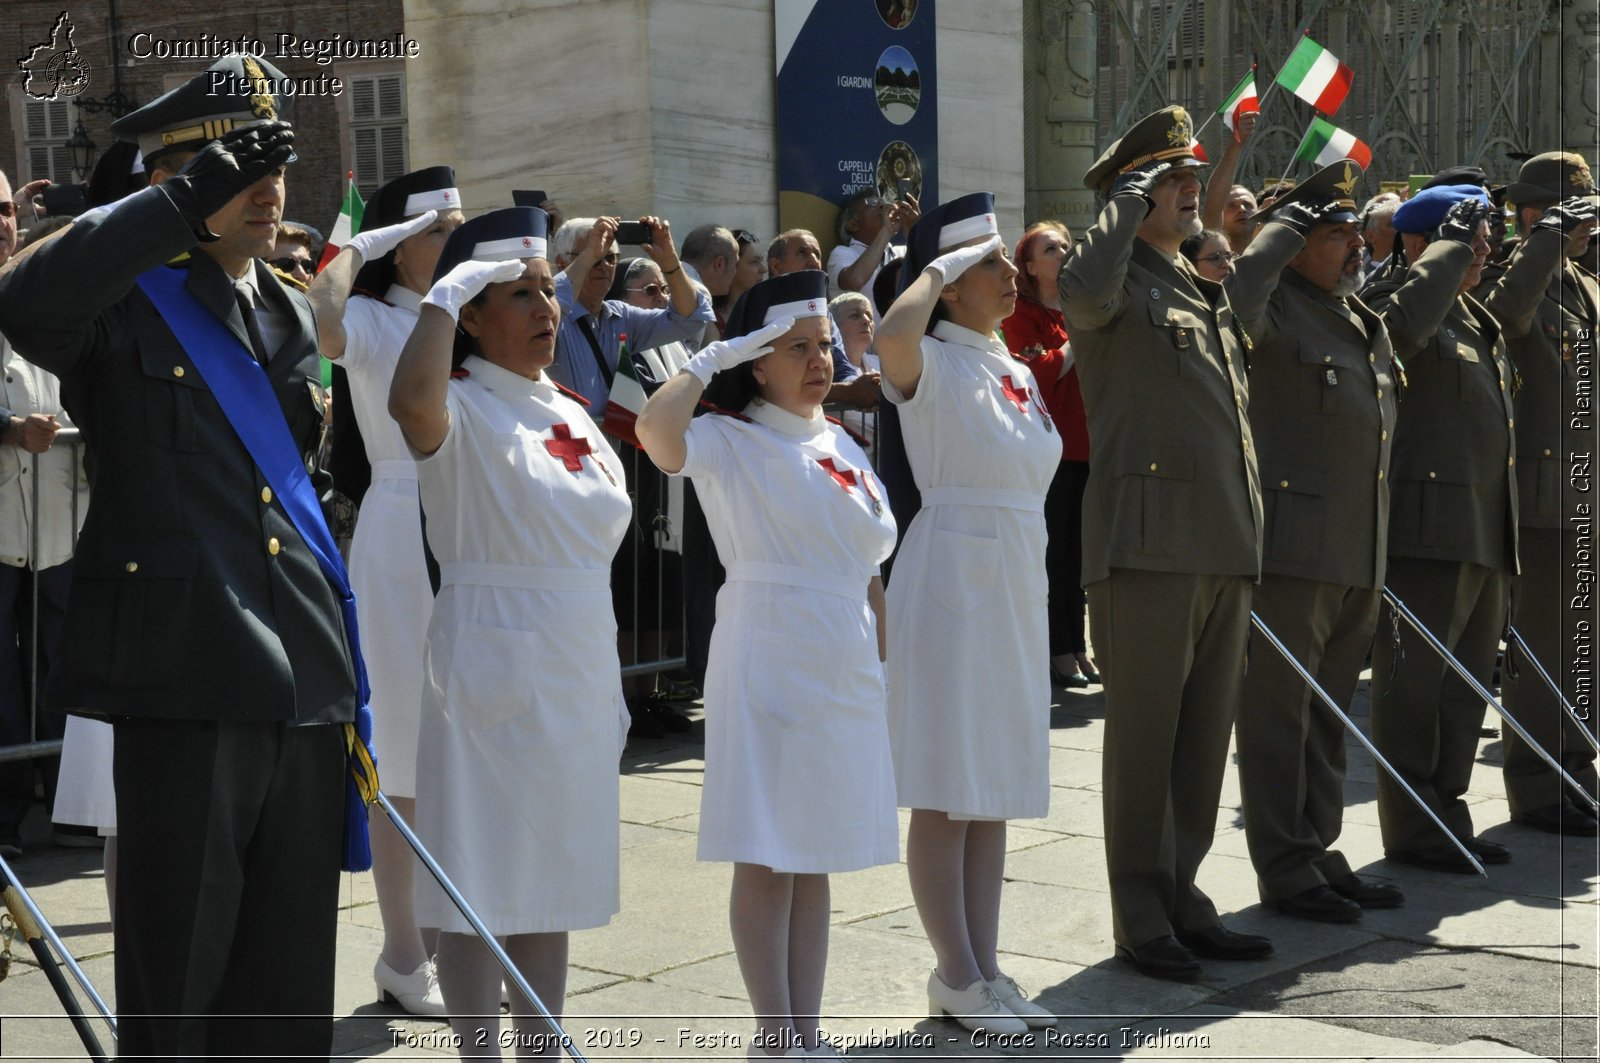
[318,172,366,271]
[1218,70,1260,133]
[1275,35,1353,115]
[1293,117,1372,169]
[601,332,647,448]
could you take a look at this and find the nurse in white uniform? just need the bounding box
[874,194,1063,1033]
[637,271,898,1059]
[389,207,631,1058]
[308,166,466,1017]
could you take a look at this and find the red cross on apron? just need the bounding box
[1000,374,1032,414]
[816,457,858,491]
[544,423,594,473]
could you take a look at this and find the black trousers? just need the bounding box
[1045,460,1090,656]
[0,561,71,827]
[112,717,345,1061]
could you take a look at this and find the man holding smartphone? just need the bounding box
[547,215,713,409]
[827,187,919,299]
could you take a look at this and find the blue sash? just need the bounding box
[136,265,377,872]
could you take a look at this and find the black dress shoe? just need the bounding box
[1272,885,1361,924]
[1074,656,1101,684]
[1515,802,1600,836]
[1113,935,1201,980]
[1327,874,1404,909]
[627,704,665,739]
[1050,665,1090,689]
[1387,843,1477,873]
[1175,923,1273,960]
[647,699,694,733]
[1461,835,1511,864]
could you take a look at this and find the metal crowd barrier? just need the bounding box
[0,426,82,767]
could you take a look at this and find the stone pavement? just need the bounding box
[3,672,1596,1061]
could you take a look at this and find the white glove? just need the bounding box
[421,259,526,321]
[924,234,1003,286]
[346,209,438,262]
[681,317,796,386]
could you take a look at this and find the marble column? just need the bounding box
[1024,0,1099,233]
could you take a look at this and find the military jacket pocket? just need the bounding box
[1145,303,1211,377]
[138,345,213,452]
[71,533,200,689]
[1110,448,1195,558]
[1263,467,1326,565]
[1391,461,1472,549]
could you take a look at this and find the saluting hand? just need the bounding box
[1533,195,1599,236]
[1110,160,1172,213]
[346,210,439,264]
[924,234,1003,287]
[1433,197,1491,245]
[1275,199,1327,237]
[680,316,796,386]
[158,122,296,241]
[421,259,527,321]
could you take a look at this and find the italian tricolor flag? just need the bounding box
[1275,35,1353,115]
[601,332,647,448]
[318,172,365,270]
[1218,70,1260,133]
[1293,117,1372,168]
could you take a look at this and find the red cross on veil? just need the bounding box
[1000,374,1033,414]
[816,457,857,491]
[543,423,594,472]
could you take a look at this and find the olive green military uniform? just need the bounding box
[1059,107,1263,950]
[1364,239,1519,854]
[1475,163,1600,817]
[1229,202,1398,902]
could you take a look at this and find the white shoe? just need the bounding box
[374,956,448,1017]
[809,1042,845,1058]
[986,971,1056,1028]
[926,969,1028,1035]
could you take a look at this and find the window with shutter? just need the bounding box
[22,98,74,182]
[347,72,408,198]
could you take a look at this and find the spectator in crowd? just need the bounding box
[266,221,319,287]
[308,166,469,1018]
[1200,110,1258,254]
[678,222,739,339]
[1476,154,1600,835]
[0,58,357,1058]
[1359,193,1402,275]
[827,188,918,299]
[829,291,879,448]
[547,215,713,409]
[614,256,695,738]
[637,269,899,1059]
[388,207,632,1050]
[1180,228,1237,283]
[1002,220,1097,689]
[877,193,1060,1033]
[1061,107,1268,981]
[720,228,767,315]
[1364,185,1518,873]
[0,168,88,860]
[770,228,880,408]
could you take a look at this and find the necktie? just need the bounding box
[234,283,269,364]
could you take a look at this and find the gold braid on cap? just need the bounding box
[1117,145,1201,176]
[242,57,277,121]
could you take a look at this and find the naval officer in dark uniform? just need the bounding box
[1059,106,1268,981]
[0,57,357,1058]
[1363,185,1520,873]
[1474,152,1600,835]
[1227,162,1404,922]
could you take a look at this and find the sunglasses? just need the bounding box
[268,256,314,273]
[1197,251,1236,265]
[0,202,15,218]
[626,283,669,297]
